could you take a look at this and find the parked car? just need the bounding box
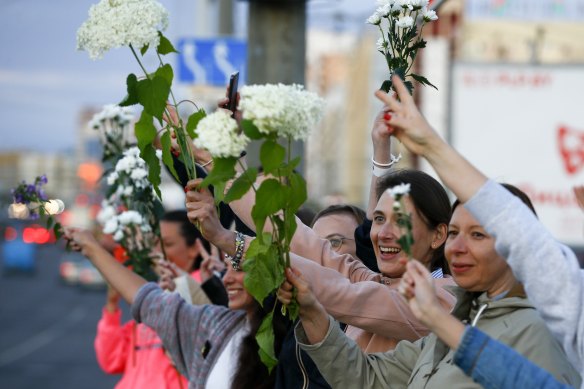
[0,220,53,275]
[59,251,105,289]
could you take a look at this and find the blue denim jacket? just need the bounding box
[454,326,574,389]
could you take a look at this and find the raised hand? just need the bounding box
[399,259,443,327]
[185,178,230,244]
[197,241,225,283]
[374,75,444,158]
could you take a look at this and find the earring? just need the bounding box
[431,242,438,249]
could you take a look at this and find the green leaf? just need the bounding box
[155,63,174,85]
[186,109,206,139]
[243,245,284,304]
[286,299,299,321]
[241,119,264,140]
[255,313,278,373]
[260,140,285,174]
[53,223,63,240]
[119,74,139,106]
[160,131,180,182]
[200,157,237,187]
[254,179,287,218]
[46,215,54,229]
[380,80,391,93]
[411,73,438,90]
[245,236,271,258]
[140,144,162,198]
[214,181,226,204]
[287,172,307,214]
[135,111,157,151]
[137,75,170,121]
[140,43,149,56]
[224,168,257,203]
[157,32,179,55]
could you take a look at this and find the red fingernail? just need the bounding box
[384,112,392,121]
[184,187,189,193]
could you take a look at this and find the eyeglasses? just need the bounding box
[328,236,354,251]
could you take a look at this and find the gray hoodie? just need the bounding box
[466,179,584,386]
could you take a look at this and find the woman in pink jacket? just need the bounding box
[94,211,214,388]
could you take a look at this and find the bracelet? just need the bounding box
[372,153,401,168]
[225,232,245,271]
[372,153,401,177]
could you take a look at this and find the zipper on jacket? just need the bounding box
[296,343,308,389]
[471,303,488,327]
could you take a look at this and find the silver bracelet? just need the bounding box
[372,153,401,177]
[225,232,245,271]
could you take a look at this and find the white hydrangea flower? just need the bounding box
[194,110,250,158]
[239,84,325,141]
[103,218,119,234]
[123,186,134,196]
[77,0,169,60]
[113,229,125,242]
[107,171,119,186]
[387,183,411,197]
[130,168,148,181]
[97,204,117,225]
[396,16,414,28]
[423,8,438,22]
[118,210,143,225]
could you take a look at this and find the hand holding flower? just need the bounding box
[375,75,446,159]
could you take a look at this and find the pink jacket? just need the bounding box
[231,194,457,352]
[95,308,188,389]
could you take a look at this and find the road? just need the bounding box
[0,244,124,388]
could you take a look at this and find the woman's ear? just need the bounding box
[432,223,448,248]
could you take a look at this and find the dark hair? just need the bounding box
[296,206,317,227]
[452,183,538,217]
[160,210,211,271]
[376,169,451,274]
[311,204,367,227]
[231,296,291,389]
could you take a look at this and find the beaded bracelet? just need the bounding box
[225,231,245,271]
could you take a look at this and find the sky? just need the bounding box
[0,0,371,154]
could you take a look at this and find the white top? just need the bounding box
[205,321,249,388]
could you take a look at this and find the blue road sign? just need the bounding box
[177,38,247,86]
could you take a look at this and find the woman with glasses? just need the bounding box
[311,204,364,259]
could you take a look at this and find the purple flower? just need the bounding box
[26,184,36,194]
[38,189,48,201]
[30,212,40,220]
[13,194,24,204]
[39,174,48,185]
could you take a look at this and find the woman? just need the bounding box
[93,211,225,388]
[187,168,456,354]
[67,223,290,389]
[275,76,581,388]
[401,259,573,389]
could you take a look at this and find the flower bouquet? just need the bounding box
[196,83,325,370]
[77,0,206,197]
[89,104,135,164]
[97,146,164,281]
[367,0,439,94]
[10,175,65,238]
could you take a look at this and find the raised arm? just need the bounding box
[65,228,146,305]
[374,75,487,203]
[380,75,584,369]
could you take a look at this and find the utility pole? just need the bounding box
[245,0,307,172]
[218,0,234,36]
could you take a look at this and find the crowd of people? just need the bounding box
[63,75,584,389]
